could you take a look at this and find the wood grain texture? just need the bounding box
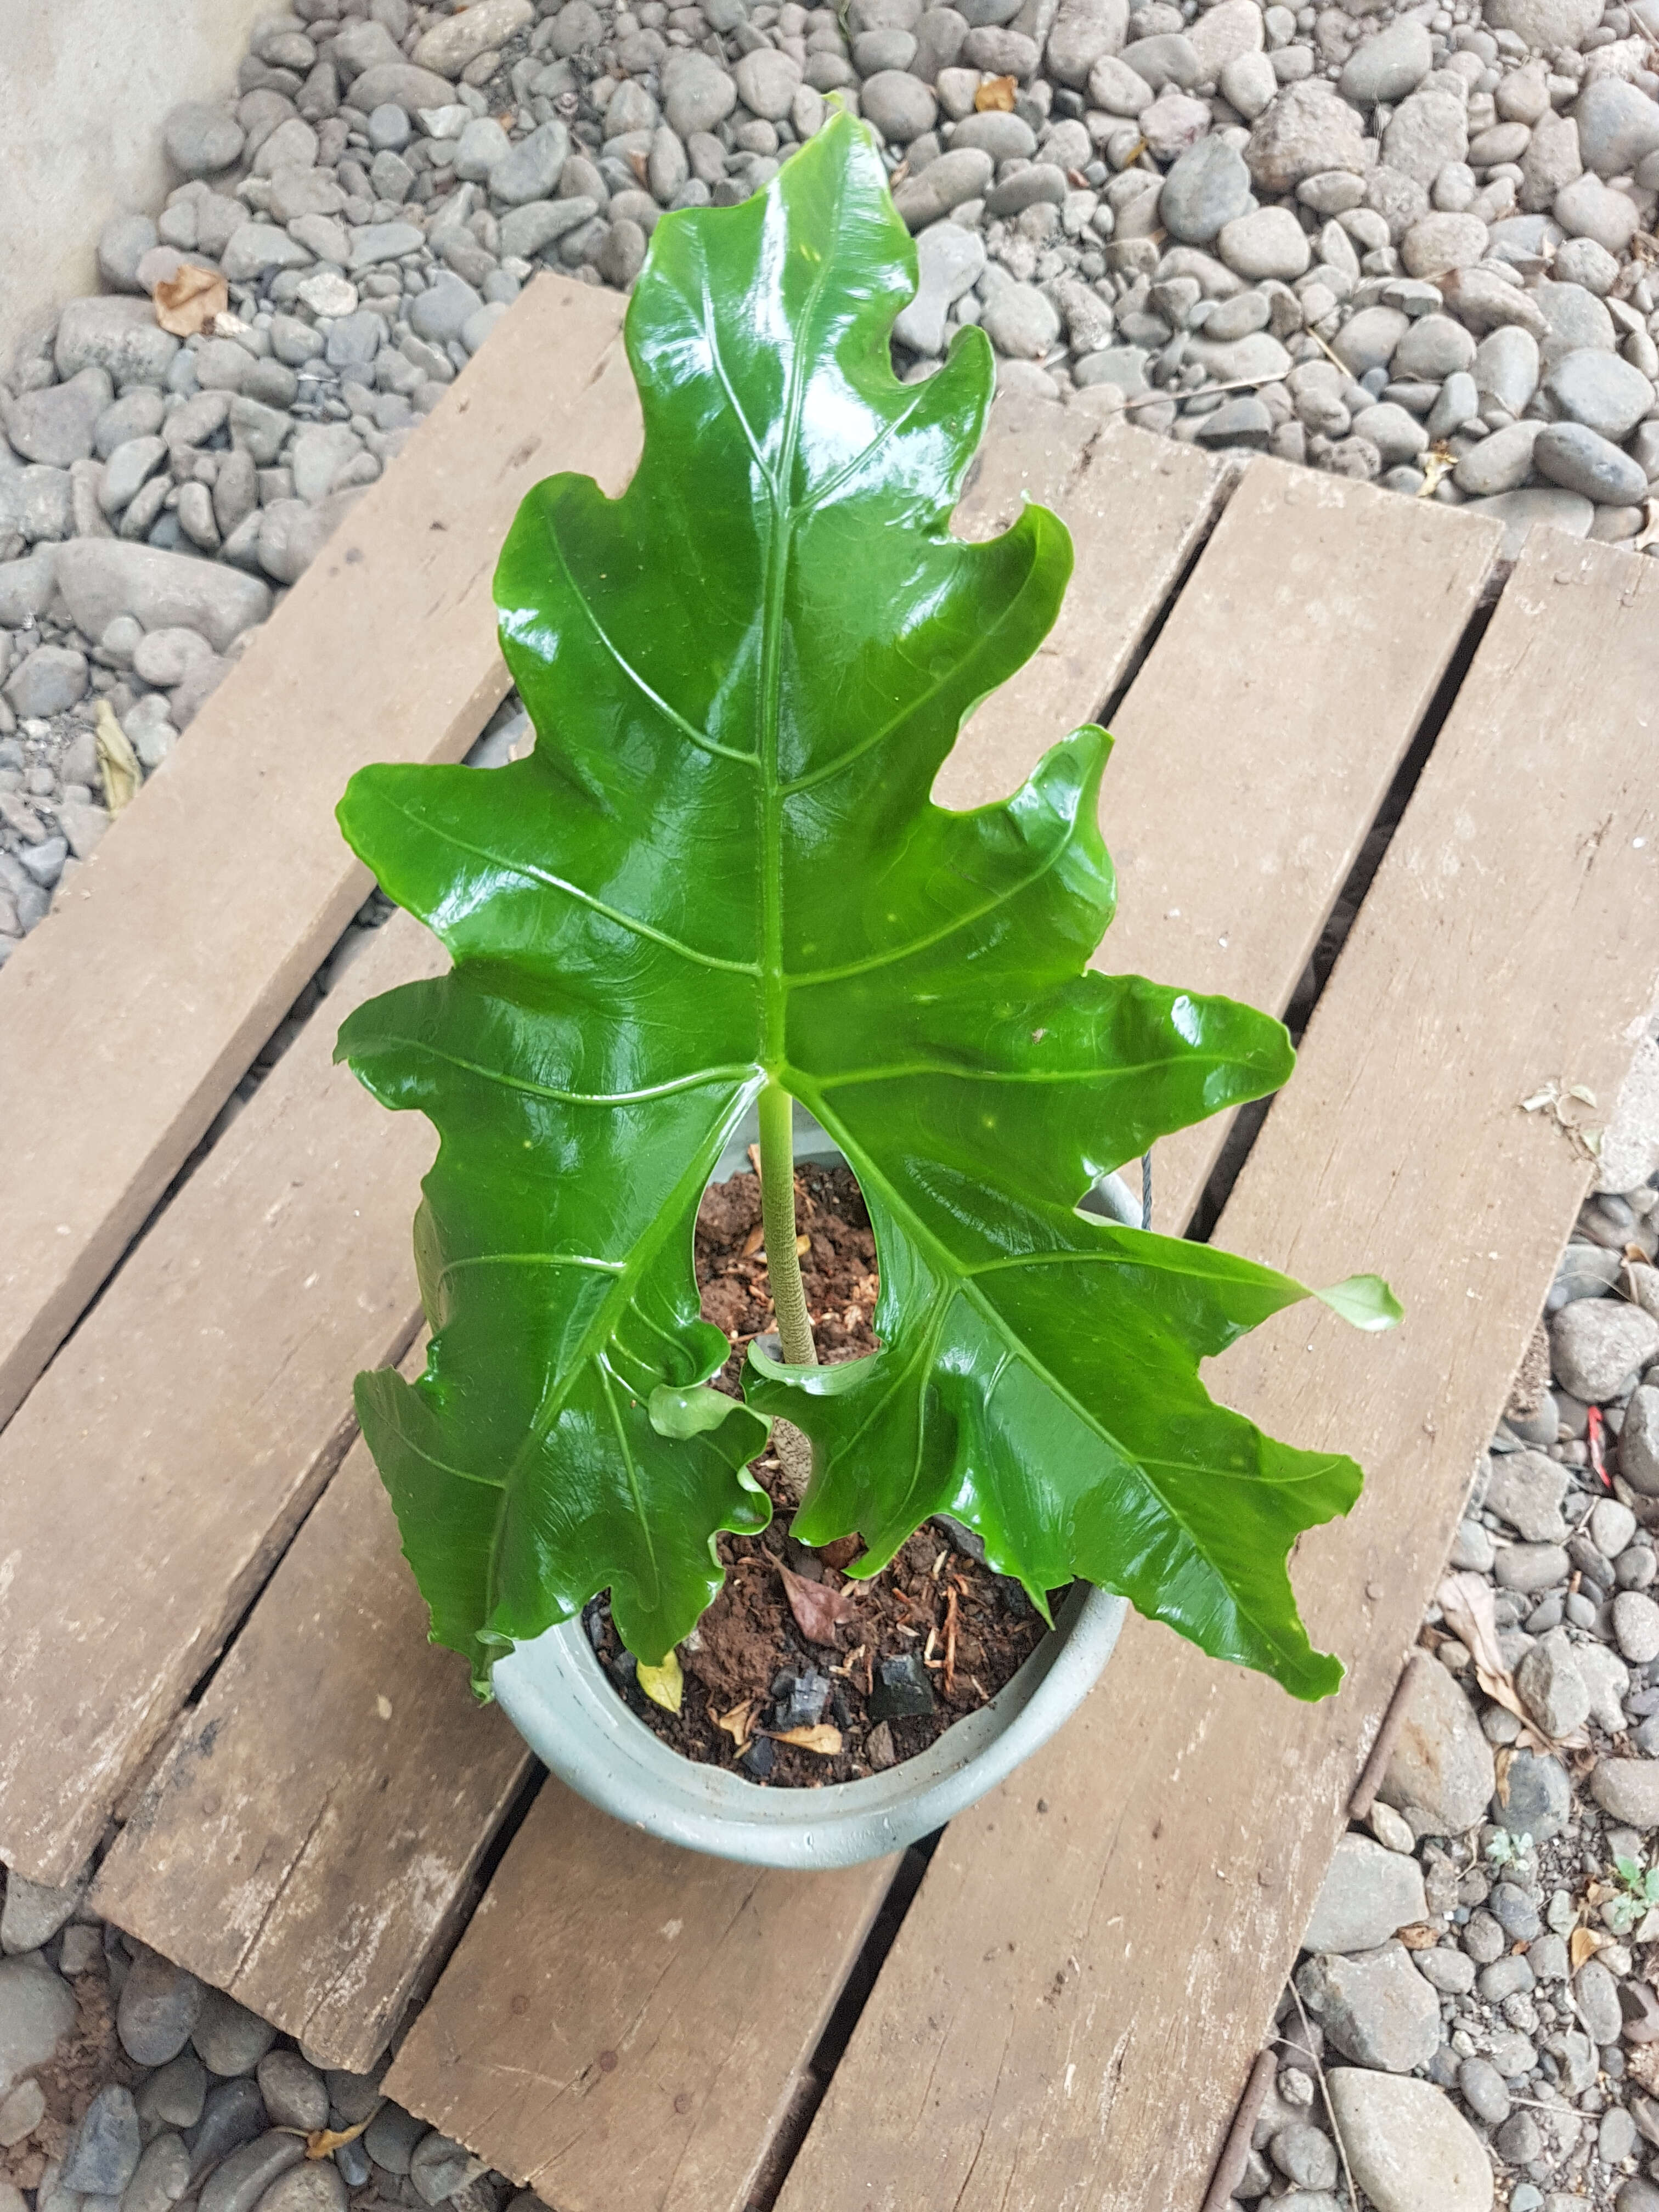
[772,529,1659,2212]
[0,275,635,1429]
[90,1354,532,2072]
[385,1787,891,2212]
[1087,459,1500,1215]
[939,404,1226,811]
[0,912,448,1886]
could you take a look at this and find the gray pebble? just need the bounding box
[253,2054,327,2135]
[117,1951,204,2069]
[136,2054,208,2134]
[247,2167,345,2212]
[363,2104,425,2177]
[198,2133,304,2212]
[120,2135,190,2212]
[1459,2054,1513,2124]
[190,1991,276,2079]
[62,2089,142,2198]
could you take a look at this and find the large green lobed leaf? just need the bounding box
[336,113,1397,1702]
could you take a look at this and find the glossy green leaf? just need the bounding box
[336,112,1395,1701]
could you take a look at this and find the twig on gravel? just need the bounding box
[1200,2047,1277,2212]
[1349,1649,1431,1819]
[1288,1978,1361,2212]
[1120,373,1285,413]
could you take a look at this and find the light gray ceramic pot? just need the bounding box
[492,1104,1136,1870]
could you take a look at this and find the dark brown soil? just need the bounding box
[586,1165,1063,1788]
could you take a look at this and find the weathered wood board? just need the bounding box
[385,1786,893,2212]
[90,1341,533,2071]
[1080,459,1499,1218]
[771,528,1659,2212]
[0,911,445,1886]
[377,443,1501,2208]
[0,275,635,1430]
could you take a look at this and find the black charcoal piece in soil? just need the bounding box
[867,1652,936,1722]
[578,1164,1068,1787]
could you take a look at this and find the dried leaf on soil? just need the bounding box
[779,1561,859,1645]
[768,1723,843,1755]
[94,701,142,813]
[713,1697,757,1751]
[152,263,229,337]
[637,1649,684,1713]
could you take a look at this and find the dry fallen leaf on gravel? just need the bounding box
[1570,1925,1607,1971]
[94,699,142,813]
[779,1560,859,1645]
[1437,1571,1588,1751]
[152,263,229,338]
[975,73,1016,108]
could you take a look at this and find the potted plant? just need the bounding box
[334,113,1397,1869]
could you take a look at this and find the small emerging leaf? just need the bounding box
[779,1561,859,1645]
[768,1723,843,1755]
[637,1649,684,1714]
[1618,1856,1643,1885]
[1315,1274,1403,1332]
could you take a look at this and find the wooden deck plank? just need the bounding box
[943,401,1226,809]
[1083,459,1499,1217]
[384,1787,893,2212]
[771,528,1659,2212]
[377,444,1497,2210]
[0,274,634,1431]
[89,1347,533,2072]
[0,912,448,1886]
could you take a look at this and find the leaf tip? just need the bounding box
[1316,1274,1404,1332]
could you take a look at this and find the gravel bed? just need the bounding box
[3,0,1659,963]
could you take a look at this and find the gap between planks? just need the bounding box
[767,524,1659,2212]
[379,459,1500,2209]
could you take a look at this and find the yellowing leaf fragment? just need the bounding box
[94,699,142,814]
[152,263,229,338]
[637,1648,684,1713]
[974,74,1016,109]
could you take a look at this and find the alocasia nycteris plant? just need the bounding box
[336,111,1398,1709]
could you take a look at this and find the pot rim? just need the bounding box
[494,1578,1126,1868]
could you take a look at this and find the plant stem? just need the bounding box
[758,1080,817,1367]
